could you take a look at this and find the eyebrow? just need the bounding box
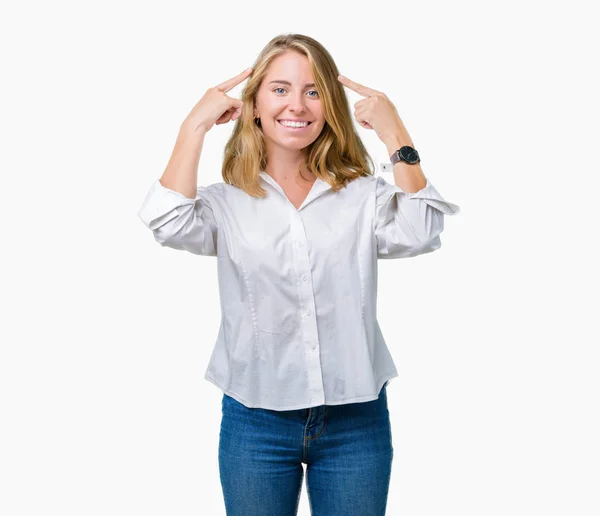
[268,80,316,88]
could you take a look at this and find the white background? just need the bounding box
[1,0,598,514]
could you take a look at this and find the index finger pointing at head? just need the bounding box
[338,74,381,97]
[216,67,253,92]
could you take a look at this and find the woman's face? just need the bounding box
[254,51,325,151]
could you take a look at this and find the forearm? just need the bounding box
[159,123,207,199]
[383,118,427,194]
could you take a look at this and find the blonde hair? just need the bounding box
[222,33,376,196]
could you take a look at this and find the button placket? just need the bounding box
[289,210,324,405]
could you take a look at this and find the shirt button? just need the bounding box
[301,274,309,282]
[296,241,304,247]
[311,342,317,350]
[305,309,311,317]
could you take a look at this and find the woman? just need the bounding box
[138,33,460,516]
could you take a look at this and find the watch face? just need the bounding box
[400,146,420,164]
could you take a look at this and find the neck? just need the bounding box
[263,142,315,184]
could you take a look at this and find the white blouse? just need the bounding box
[138,170,460,411]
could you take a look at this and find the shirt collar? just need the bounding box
[259,170,332,211]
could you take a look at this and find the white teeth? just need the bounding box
[279,120,309,128]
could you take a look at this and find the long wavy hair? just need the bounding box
[222,33,376,197]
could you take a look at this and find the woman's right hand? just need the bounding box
[182,67,253,135]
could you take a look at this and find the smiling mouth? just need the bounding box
[277,120,313,128]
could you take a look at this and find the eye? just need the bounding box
[273,87,319,98]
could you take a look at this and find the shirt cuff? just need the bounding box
[138,179,197,230]
[383,178,461,216]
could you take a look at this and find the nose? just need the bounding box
[288,90,308,114]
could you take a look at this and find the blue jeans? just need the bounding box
[218,384,393,515]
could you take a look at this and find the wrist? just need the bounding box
[179,123,208,147]
[180,119,208,139]
[383,118,413,150]
[384,137,414,157]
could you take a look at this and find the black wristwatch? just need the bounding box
[390,145,421,165]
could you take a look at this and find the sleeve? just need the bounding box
[374,175,460,259]
[137,179,219,257]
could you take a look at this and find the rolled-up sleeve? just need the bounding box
[138,179,219,256]
[374,176,460,259]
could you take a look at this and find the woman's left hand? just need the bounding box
[337,74,403,145]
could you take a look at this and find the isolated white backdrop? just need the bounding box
[1,0,598,515]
